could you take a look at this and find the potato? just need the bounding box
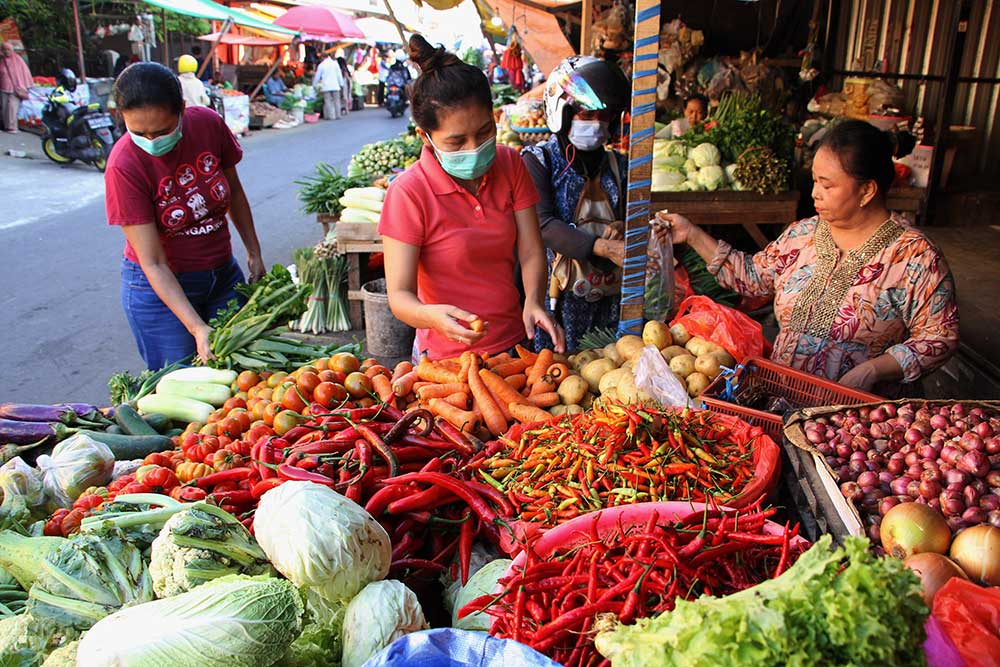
[598,368,629,395]
[566,404,585,415]
[616,372,639,403]
[686,372,711,397]
[602,343,623,366]
[694,353,722,379]
[602,387,619,403]
[557,375,589,405]
[642,321,672,350]
[572,349,601,370]
[685,336,713,357]
[581,358,617,393]
[660,345,688,362]
[712,350,736,368]
[621,360,634,373]
[549,404,568,416]
[637,389,654,404]
[580,392,595,410]
[615,335,645,362]
[669,323,691,345]
[669,354,697,378]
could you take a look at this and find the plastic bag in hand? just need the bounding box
[644,226,675,322]
[36,433,114,509]
[634,345,694,408]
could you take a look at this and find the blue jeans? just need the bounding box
[121,257,245,370]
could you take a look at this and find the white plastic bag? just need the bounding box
[633,345,694,408]
[36,432,114,508]
[644,225,675,322]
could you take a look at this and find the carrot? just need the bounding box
[486,353,513,369]
[546,363,571,384]
[468,359,508,437]
[441,392,470,409]
[509,403,553,424]
[479,369,528,415]
[470,318,485,333]
[392,370,419,397]
[492,358,528,377]
[416,362,462,385]
[458,351,475,386]
[392,361,414,382]
[439,360,462,372]
[526,392,560,408]
[405,400,420,411]
[515,344,538,364]
[372,374,394,404]
[416,383,470,400]
[428,398,481,433]
[529,374,557,396]
[526,348,553,388]
[506,373,527,391]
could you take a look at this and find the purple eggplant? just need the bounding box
[0,418,76,445]
[0,403,108,426]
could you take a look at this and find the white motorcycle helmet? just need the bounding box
[543,55,629,134]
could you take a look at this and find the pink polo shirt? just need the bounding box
[379,145,540,360]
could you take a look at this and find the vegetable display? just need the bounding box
[294,244,351,334]
[341,579,427,667]
[594,536,928,667]
[295,163,370,216]
[347,135,422,179]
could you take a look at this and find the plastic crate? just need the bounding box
[700,357,881,441]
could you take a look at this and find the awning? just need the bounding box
[487,0,573,75]
[273,5,366,40]
[198,31,291,45]
[141,0,298,35]
[355,17,404,43]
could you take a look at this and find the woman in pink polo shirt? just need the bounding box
[379,36,564,360]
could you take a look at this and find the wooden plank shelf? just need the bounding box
[650,190,800,248]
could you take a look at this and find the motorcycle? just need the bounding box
[40,92,120,172]
[384,82,407,118]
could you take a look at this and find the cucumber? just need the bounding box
[79,430,174,461]
[114,404,158,436]
[161,367,237,385]
[105,424,124,435]
[164,428,184,437]
[156,378,231,407]
[141,413,173,434]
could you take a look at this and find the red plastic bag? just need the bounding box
[933,578,1000,667]
[670,295,769,362]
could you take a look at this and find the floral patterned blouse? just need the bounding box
[707,215,959,385]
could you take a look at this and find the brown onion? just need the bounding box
[881,502,951,559]
[949,524,1000,585]
[903,552,968,606]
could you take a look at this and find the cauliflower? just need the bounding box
[652,171,687,192]
[690,142,721,168]
[724,164,743,190]
[683,158,699,177]
[150,502,272,598]
[697,165,726,191]
[42,640,79,666]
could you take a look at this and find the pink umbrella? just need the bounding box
[273,5,365,41]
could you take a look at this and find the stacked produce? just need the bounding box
[338,186,385,224]
[296,163,370,217]
[0,403,112,447]
[463,504,805,667]
[651,139,729,192]
[293,244,350,335]
[347,135,422,180]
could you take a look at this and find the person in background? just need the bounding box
[101,48,121,77]
[177,54,209,108]
[337,56,352,116]
[379,35,563,360]
[377,51,390,105]
[190,45,210,82]
[522,55,630,352]
[114,54,140,78]
[105,62,264,369]
[668,93,708,137]
[658,120,959,393]
[0,41,32,134]
[264,69,287,106]
[313,52,344,120]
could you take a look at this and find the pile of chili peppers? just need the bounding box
[462,503,806,667]
[475,403,762,525]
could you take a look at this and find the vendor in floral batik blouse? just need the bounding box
[658,120,959,394]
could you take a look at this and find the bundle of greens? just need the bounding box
[296,163,370,216]
[676,246,739,307]
[107,360,188,406]
[293,245,350,335]
[734,146,791,195]
[491,84,519,107]
[0,566,27,618]
[710,91,795,164]
[595,536,928,667]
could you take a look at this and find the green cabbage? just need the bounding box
[254,482,391,604]
[76,575,304,667]
[689,142,721,168]
[595,536,928,667]
[342,580,427,667]
[652,172,687,192]
[277,591,347,667]
[452,558,512,631]
[696,165,726,191]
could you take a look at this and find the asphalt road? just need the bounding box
[0,109,409,405]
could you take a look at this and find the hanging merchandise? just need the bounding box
[501,36,524,91]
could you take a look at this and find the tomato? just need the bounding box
[217,417,241,439]
[297,371,321,396]
[182,422,201,437]
[364,365,391,378]
[360,357,378,371]
[72,493,105,512]
[136,465,179,492]
[211,449,245,471]
[266,371,289,388]
[246,423,274,444]
[225,439,253,457]
[259,370,273,381]
[273,410,301,436]
[223,396,247,412]
[256,387,273,401]
[118,482,153,496]
[312,357,329,371]
[328,353,360,374]
[207,408,226,424]
[263,402,281,426]
[319,369,347,384]
[250,400,268,422]
[313,381,347,408]
[198,422,218,436]
[230,410,252,433]
[344,372,373,399]
[60,509,85,537]
[281,386,307,412]
[44,509,71,536]
[170,485,208,502]
[237,370,260,393]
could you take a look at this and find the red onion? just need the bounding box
[930,414,949,431]
[891,478,911,496]
[887,456,905,475]
[962,507,987,524]
[940,490,965,516]
[841,481,863,501]
[989,510,1000,528]
[880,497,901,515]
[906,480,922,499]
[806,427,825,445]
[906,463,924,479]
[905,451,920,467]
[884,403,898,418]
[929,497,942,511]
[974,422,994,439]
[905,428,925,445]
[964,485,982,507]
[946,426,962,438]
[941,446,962,466]
[947,516,969,532]
[858,471,879,488]
[879,471,895,486]
[945,468,969,486]
[920,479,942,500]
[915,407,932,422]
[836,443,852,459]
[870,407,887,423]
[951,403,967,418]
[986,470,1000,488]
[980,494,1000,512]
[921,467,942,484]
[960,432,985,452]
[868,525,881,542]
[919,444,940,460]
[958,450,989,478]
[986,437,1000,455]
[898,405,915,421]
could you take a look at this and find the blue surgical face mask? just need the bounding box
[568,119,608,152]
[427,135,497,181]
[130,115,183,156]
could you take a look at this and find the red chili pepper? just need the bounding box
[382,472,498,526]
[391,532,420,561]
[193,467,253,489]
[387,486,455,515]
[290,439,355,456]
[365,484,414,516]
[459,512,474,585]
[388,558,447,574]
[384,408,433,443]
[432,418,475,455]
[277,462,336,485]
[209,489,254,506]
[356,423,399,478]
[250,477,284,499]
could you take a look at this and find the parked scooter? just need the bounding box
[40,69,120,172]
[384,82,407,118]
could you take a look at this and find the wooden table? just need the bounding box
[334,222,382,330]
[651,191,800,248]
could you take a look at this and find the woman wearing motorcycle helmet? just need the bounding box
[379,35,563,360]
[105,62,264,369]
[521,56,630,352]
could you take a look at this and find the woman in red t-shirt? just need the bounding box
[105,62,264,368]
[379,36,564,360]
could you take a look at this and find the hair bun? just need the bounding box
[408,34,461,74]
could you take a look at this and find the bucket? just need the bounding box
[361,279,414,359]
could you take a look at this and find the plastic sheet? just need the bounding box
[933,578,1000,667]
[670,295,769,362]
[362,628,562,667]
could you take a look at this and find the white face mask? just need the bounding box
[568,119,609,152]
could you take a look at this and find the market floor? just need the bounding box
[0,109,410,405]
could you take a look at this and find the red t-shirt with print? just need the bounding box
[105,105,243,273]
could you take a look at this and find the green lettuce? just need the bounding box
[595,536,928,667]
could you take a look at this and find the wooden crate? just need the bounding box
[316,213,338,235]
[334,222,379,242]
[651,190,800,248]
[337,239,384,330]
